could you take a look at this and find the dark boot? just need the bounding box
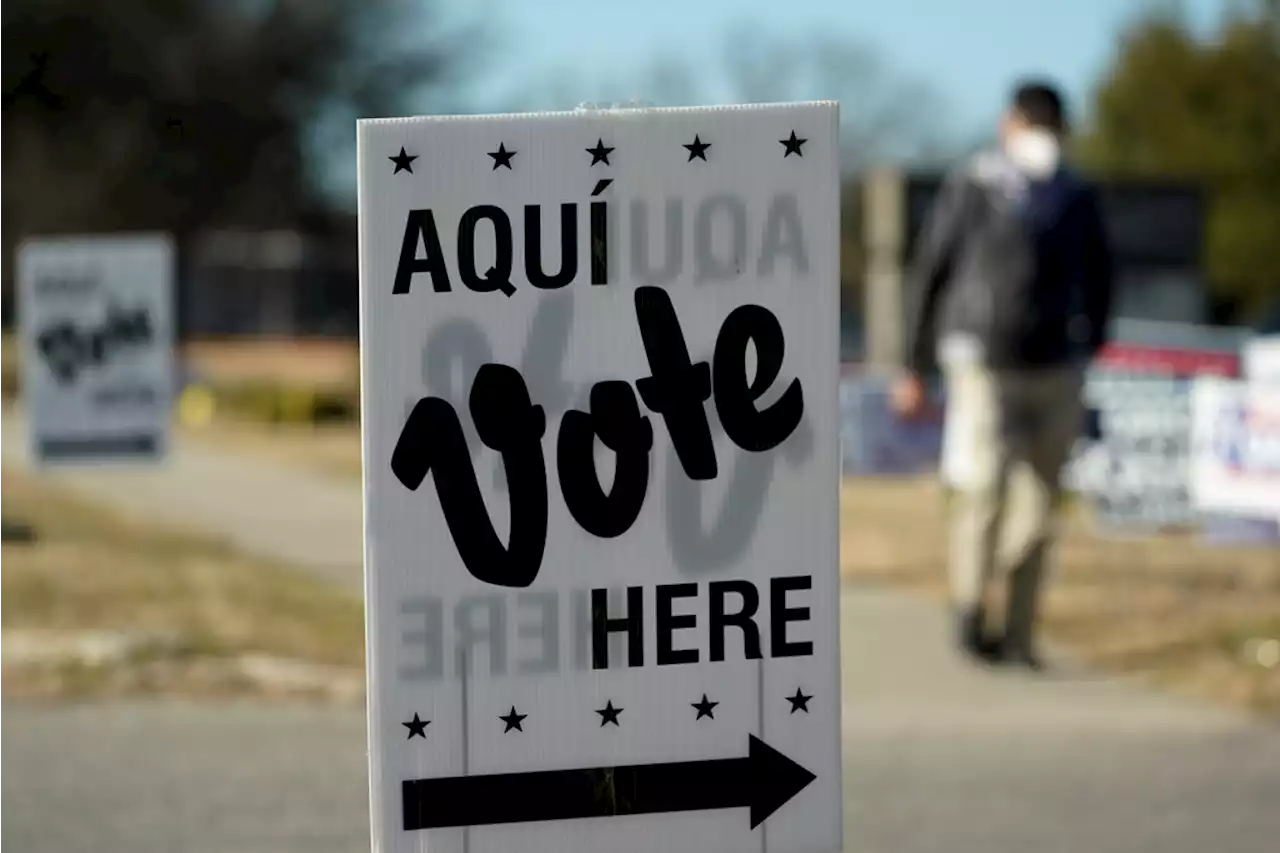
[956,605,1003,664]
[1003,540,1048,672]
[1000,644,1045,672]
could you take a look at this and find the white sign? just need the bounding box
[358,103,841,853]
[17,234,175,466]
[1190,378,1280,519]
[1067,374,1198,528]
[1244,336,1280,384]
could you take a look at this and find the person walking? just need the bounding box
[891,80,1115,669]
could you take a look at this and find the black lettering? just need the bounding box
[714,304,804,452]
[390,364,548,588]
[395,288,809,589]
[592,586,644,669]
[709,580,762,662]
[38,323,84,384]
[770,575,813,657]
[393,209,451,294]
[633,286,716,480]
[656,583,699,665]
[591,200,608,285]
[458,205,515,297]
[558,381,653,537]
[525,204,578,289]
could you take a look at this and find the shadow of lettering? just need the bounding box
[397,587,627,682]
[419,319,491,456]
[419,295,578,491]
[666,356,814,576]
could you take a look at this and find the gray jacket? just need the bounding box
[903,150,1115,372]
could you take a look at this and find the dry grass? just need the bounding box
[841,477,1280,715]
[2,468,364,701]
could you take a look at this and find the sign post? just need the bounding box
[358,103,842,853]
[16,234,175,466]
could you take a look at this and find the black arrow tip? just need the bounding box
[748,735,817,829]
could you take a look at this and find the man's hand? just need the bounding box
[890,371,926,419]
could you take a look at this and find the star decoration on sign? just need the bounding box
[402,713,430,739]
[499,706,527,733]
[586,138,614,166]
[683,134,711,161]
[488,143,516,170]
[389,146,417,174]
[780,131,807,158]
[786,688,812,714]
[595,700,623,727]
[691,694,719,720]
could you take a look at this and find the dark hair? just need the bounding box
[1011,80,1067,132]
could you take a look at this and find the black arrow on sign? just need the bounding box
[403,734,815,831]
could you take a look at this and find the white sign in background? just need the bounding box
[1244,336,1280,384]
[1190,378,1280,520]
[17,234,175,466]
[1064,373,1200,529]
[359,104,841,853]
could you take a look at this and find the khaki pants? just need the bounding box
[942,363,1084,654]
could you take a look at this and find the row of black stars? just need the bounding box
[401,688,813,739]
[388,130,808,175]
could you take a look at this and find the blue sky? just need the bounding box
[466,0,1231,132]
[324,0,1237,198]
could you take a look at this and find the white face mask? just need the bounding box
[1003,127,1061,178]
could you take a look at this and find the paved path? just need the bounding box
[840,588,1280,853]
[4,414,1279,852]
[7,592,1278,853]
[2,703,371,853]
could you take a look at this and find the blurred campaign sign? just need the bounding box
[1066,321,1249,531]
[1066,374,1199,529]
[1190,379,1280,521]
[839,372,943,477]
[1245,336,1280,384]
[16,234,175,466]
[1092,318,1247,377]
[358,103,841,853]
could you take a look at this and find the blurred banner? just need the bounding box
[1065,320,1250,532]
[1190,378,1280,523]
[839,371,944,477]
[1066,373,1198,529]
[1245,335,1280,383]
[839,324,1280,543]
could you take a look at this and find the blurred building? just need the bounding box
[862,169,1207,368]
[181,215,357,339]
